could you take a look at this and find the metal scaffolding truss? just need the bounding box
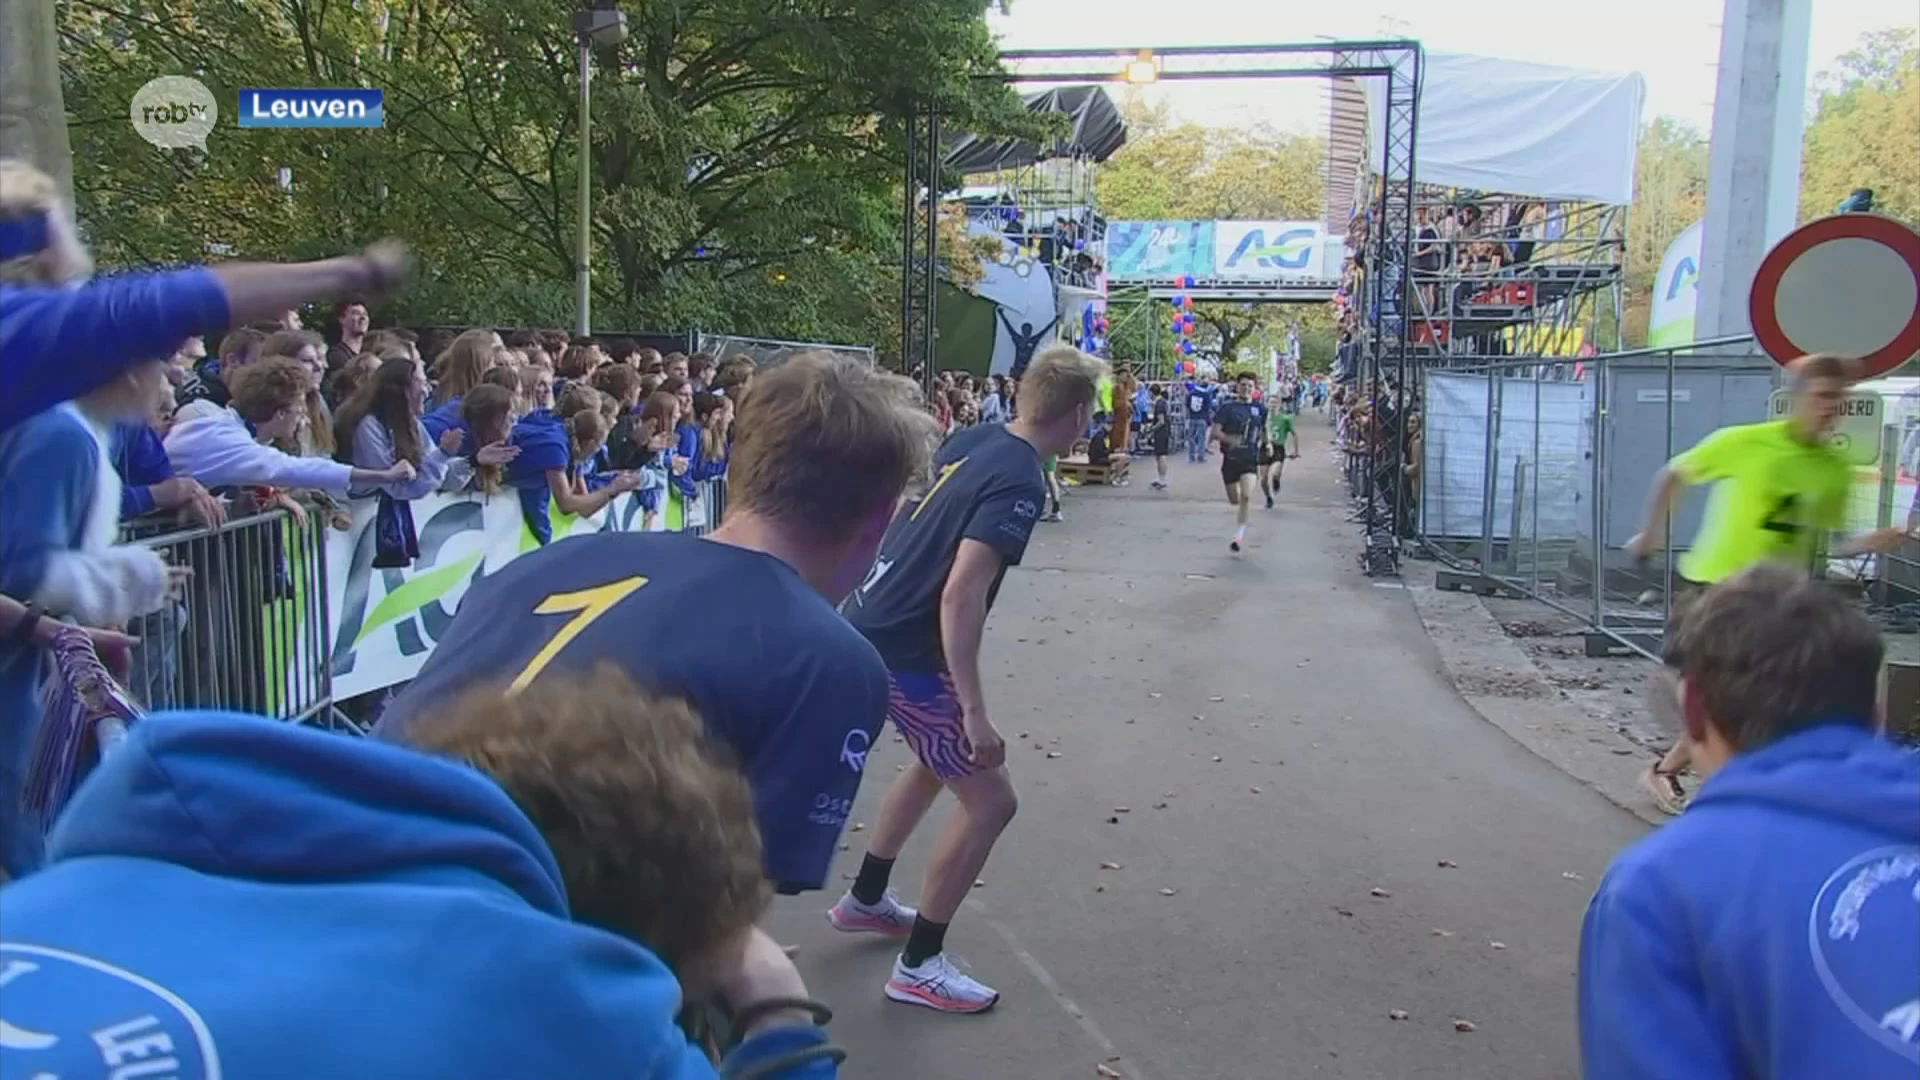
[903,40,1423,575]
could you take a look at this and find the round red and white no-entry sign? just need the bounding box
[1748,213,1920,379]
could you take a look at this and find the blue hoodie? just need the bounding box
[1580,723,1920,1078]
[504,408,572,545]
[0,712,837,1080]
[109,420,176,519]
[0,268,230,435]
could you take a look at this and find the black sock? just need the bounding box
[849,854,894,906]
[902,915,949,968]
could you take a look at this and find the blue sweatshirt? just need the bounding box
[109,421,175,519]
[0,712,838,1080]
[0,268,230,434]
[1579,723,1920,1079]
[421,396,470,453]
[673,422,703,499]
[504,408,572,545]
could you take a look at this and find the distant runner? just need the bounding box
[1208,370,1267,553]
[1260,401,1300,508]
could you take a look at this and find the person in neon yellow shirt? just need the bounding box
[1625,353,1912,814]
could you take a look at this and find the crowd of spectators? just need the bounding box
[0,155,855,1080]
[973,198,1107,289]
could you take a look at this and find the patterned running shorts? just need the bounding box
[886,670,984,780]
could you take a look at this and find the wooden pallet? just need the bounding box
[1058,454,1129,485]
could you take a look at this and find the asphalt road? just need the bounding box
[764,414,1650,1080]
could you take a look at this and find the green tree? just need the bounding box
[1094,97,1326,373]
[56,0,1027,349]
[1620,117,1710,345]
[1801,27,1919,226]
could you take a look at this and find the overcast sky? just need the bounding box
[988,0,1920,135]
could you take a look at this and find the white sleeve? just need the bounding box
[35,545,171,625]
[170,418,354,495]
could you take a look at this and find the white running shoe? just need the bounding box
[884,952,1000,1014]
[826,890,917,937]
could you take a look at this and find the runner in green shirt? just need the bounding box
[1259,406,1300,509]
[1625,353,1912,814]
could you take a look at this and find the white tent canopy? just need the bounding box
[1366,51,1647,206]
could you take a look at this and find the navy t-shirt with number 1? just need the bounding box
[373,531,888,894]
[845,424,1048,674]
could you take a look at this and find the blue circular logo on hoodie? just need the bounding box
[0,943,220,1078]
[1808,845,1920,1064]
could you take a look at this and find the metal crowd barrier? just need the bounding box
[124,507,333,721]
[117,476,731,717]
[1413,337,1919,661]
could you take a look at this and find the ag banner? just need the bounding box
[325,487,701,699]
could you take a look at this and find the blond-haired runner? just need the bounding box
[832,343,1107,1013]
[1625,353,1912,814]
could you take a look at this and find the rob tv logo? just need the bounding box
[238,87,385,128]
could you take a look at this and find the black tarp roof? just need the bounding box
[943,85,1127,173]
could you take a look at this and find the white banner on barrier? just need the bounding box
[324,487,695,700]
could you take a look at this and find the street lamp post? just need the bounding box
[571,5,627,337]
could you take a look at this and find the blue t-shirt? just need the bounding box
[376,531,888,893]
[1213,399,1267,454]
[844,424,1046,673]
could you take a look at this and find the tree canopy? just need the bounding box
[1093,95,1333,377]
[58,0,1030,351]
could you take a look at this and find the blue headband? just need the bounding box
[0,211,51,260]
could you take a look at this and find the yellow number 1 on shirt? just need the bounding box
[509,575,650,692]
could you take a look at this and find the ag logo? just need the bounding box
[839,728,872,772]
[1013,499,1038,520]
[1224,227,1315,271]
[0,944,222,1077]
[1808,846,1920,1063]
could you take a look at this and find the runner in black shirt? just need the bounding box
[832,343,1107,1014]
[1209,370,1268,553]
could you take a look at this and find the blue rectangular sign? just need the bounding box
[237,88,384,128]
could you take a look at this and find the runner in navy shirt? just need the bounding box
[1209,370,1268,553]
[378,353,937,895]
[831,343,1108,1015]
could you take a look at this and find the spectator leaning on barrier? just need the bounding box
[0,667,845,1079]
[164,357,415,514]
[458,385,517,495]
[0,155,412,434]
[336,356,515,501]
[503,397,642,545]
[0,355,185,878]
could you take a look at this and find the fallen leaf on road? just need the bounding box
[1562,872,1584,881]
[1126,718,1136,724]
[1096,1064,1123,1079]
[838,843,850,852]
[1159,888,1179,896]
[1106,816,1120,824]
[1100,861,1123,871]
[1046,751,1062,759]
[1431,929,1454,937]
[1095,884,1106,893]
[1211,755,1223,762]
[1148,691,1163,699]
[1490,941,1507,950]
[783,944,802,958]
[1208,695,1224,702]
[1388,1009,1410,1021]
[1333,907,1355,917]
[842,872,855,880]
[1453,1020,1477,1033]
[850,822,865,832]
[1152,802,1169,810]
[1249,786,1262,794]
[1369,887,1391,898]
[1114,806,1131,813]
[1437,859,1458,868]
[973,879,986,888]
[1019,731,1030,739]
